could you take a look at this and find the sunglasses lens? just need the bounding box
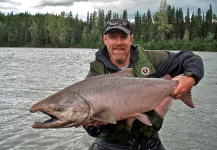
[121,20,131,30]
[106,19,131,31]
[107,19,119,26]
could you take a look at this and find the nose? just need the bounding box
[115,36,123,44]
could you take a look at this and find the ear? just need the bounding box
[130,34,133,44]
[103,35,107,44]
[130,34,133,40]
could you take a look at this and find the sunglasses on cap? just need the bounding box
[105,18,131,31]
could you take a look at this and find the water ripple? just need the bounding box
[0,48,216,150]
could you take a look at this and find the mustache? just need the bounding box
[113,47,125,50]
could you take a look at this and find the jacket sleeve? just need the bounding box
[146,50,204,84]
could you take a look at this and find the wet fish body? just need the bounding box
[30,68,194,128]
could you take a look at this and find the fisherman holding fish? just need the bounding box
[83,18,204,150]
[30,18,204,149]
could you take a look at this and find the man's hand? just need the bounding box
[171,76,196,99]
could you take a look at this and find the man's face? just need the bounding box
[103,29,133,64]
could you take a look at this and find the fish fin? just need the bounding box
[91,111,116,124]
[117,68,135,77]
[154,96,173,117]
[65,123,80,128]
[180,90,195,108]
[126,117,136,126]
[135,113,152,126]
[162,74,172,80]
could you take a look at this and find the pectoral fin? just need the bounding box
[126,117,136,126]
[154,96,173,117]
[135,113,152,126]
[91,111,116,124]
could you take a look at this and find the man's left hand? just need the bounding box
[171,76,196,99]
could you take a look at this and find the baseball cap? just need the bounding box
[104,18,132,35]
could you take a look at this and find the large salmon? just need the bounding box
[30,68,194,128]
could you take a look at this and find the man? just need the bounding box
[83,18,204,150]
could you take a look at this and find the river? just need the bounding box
[0,48,216,150]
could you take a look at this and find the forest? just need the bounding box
[0,1,216,51]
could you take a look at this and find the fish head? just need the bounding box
[30,89,90,128]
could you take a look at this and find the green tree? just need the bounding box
[97,9,105,34]
[166,5,175,39]
[146,9,153,41]
[189,13,197,41]
[0,2,216,51]
[29,21,40,46]
[214,16,217,40]
[133,11,141,43]
[174,8,184,39]
[184,7,190,35]
[195,8,202,38]
[204,4,213,38]
[140,13,148,43]
[44,13,59,46]
[90,10,97,30]
[105,10,112,23]
[123,9,128,19]
[71,14,83,47]
[56,12,68,47]
[113,12,119,18]
[153,0,172,39]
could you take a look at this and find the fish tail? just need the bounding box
[181,91,195,108]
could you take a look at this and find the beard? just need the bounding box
[112,55,127,63]
[111,51,127,63]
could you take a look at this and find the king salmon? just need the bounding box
[30,68,194,128]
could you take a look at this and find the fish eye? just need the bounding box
[55,105,64,111]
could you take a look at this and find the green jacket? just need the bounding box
[84,45,204,144]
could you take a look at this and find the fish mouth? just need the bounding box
[31,111,69,128]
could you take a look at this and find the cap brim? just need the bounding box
[104,25,131,35]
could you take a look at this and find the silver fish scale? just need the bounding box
[68,73,178,120]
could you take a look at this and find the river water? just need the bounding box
[0,48,216,150]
